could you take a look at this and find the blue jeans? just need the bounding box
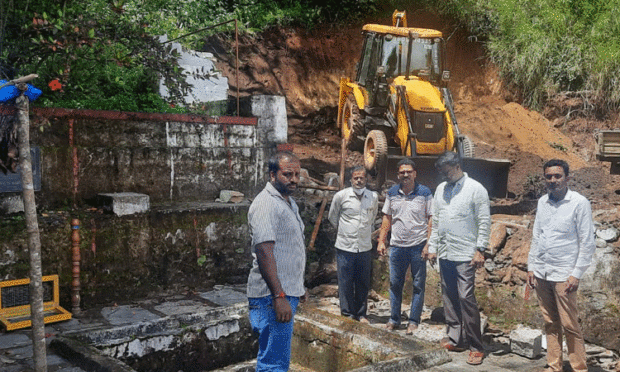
[388,243,426,326]
[249,296,300,372]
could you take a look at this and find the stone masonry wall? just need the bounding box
[0,204,252,309]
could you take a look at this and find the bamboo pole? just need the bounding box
[16,79,47,372]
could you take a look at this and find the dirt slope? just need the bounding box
[207,15,620,203]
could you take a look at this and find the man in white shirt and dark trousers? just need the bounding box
[527,159,595,372]
[426,151,490,366]
[328,166,379,323]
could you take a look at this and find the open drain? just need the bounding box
[51,303,450,372]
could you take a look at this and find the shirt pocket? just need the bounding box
[552,218,574,237]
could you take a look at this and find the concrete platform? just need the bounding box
[0,285,615,372]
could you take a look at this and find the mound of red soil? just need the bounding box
[208,15,620,204]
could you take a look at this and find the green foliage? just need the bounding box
[0,0,386,112]
[435,0,620,112]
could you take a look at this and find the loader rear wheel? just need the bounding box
[364,130,388,172]
[341,94,364,151]
[461,135,475,158]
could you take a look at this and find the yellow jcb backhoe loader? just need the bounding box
[337,10,510,197]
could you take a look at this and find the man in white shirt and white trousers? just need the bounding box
[527,159,595,372]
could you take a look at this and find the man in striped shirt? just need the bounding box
[378,158,433,335]
[247,151,307,372]
[328,166,379,323]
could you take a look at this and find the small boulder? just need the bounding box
[596,227,619,242]
[216,190,244,203]
[488,223,508,256]
[510,325,542,359]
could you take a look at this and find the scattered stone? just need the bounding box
[96,192,150,216]
[488,223,508,256]
[324,172,339,187]
[510,325,542,359]
[595,238,608,248]
[309,284,338,298]
[430,307,445,324]
[484,259,496,272]
[585,344,608,355]
[596,227,619,242]
[368,289,383,302]
[216,190,244,203]
[480,312,488,334]
[300,168,311,184]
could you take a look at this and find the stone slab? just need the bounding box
[7,345,33,359]
[200,288,247,306]
[510,326,542,359]
[101,305,160,326]
[23,353,67,367]
[154,299,211,316]
[0,333,31,349]
[97,192,150,216]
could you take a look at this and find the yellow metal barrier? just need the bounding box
[0,275,72,331]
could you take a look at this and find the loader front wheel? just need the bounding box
[341,95,365,151]
[364,130,388,172]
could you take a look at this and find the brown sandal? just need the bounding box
[466,351,484,365]
[440,338,466,352]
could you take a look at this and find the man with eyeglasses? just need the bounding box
[425,151,490,366]
[527,159,595,372]
[378,158,433,335]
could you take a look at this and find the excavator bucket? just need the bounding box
[384,155,511,198]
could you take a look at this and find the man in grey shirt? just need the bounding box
[328,166,379,323]
[247,151,307,372]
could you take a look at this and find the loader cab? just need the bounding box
[355,30,447,108]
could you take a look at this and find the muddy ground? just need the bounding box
[206,11,620,205]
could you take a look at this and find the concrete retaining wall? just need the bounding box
[0,95,287,209]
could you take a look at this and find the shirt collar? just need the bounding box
[265,181,288,201]
[546,188,573,204]
[397,183,419,196]
[346,187,370,199]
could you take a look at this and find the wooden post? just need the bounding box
[71,218,81,315]
[16,81,47,372]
